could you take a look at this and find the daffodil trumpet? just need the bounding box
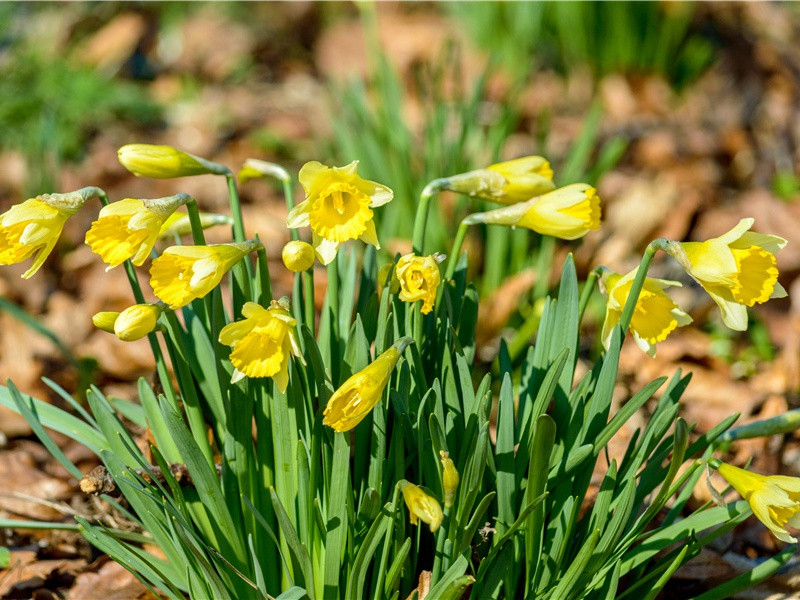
[0,186,106,278]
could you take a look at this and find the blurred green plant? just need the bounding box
[450,1,717,89]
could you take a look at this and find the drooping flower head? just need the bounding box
[157,212,233,240]
[395,253,444,314]
[665,218,787,331]
[150,240,260,309]
[282,240,316,272]
[398,480,444,533]
[118,144,226,179]
[600,268,692,357]
[439,451,459,509]
[712,460,800,543]
[218,298,303,392]
[464,183,601,240]
[85,194,190,270]
[287,161,393,265]
[323,337,413,432]
[0,188,101,278]
[443,156,555,205]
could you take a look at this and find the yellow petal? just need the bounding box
[729,246,778,306]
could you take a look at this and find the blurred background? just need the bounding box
[1,2,800,595]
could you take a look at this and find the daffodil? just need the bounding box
[85,194,189,270]
[0,189,104,278]
[601,268,692,357]
[282,240,315,272]
[118,144,226,179]
[287,161,393,265]
[464,183,601,240]
[92,311,120,333]
[712,459,800,543]
[443,156,555,205]
[157,212,232,239]
[439,451,459,508]
[395,253,443,314]
[665,218,787,331]
[150,240,260,309]
[114,304,163,341]
[398,480,444,533]
[323,337,412,432]
[218,299,303,392]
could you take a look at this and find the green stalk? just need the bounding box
[226,172,247,243]
[412,179,447,255]
[578,266,604,323]
[256,244,273,306]
[373,486,401,600]
[532,234,555,301]
[185,199,207,246]
[327,259,340,385]
[430,506,451,584]
[444,220,470,280]
[618,239,667,334]
[304,270,316,333]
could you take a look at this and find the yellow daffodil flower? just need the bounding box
[712,459,800,543]
[85,194,190,270]
[113,303,163,341]
[395,253,444,314]
[464,183,601,240]
[157,212,232,239]
[665,218,787,331]
[287,161,393,265]
[601,268,692,357]
[440,451,459,508]
[118,144,226,179]
[398,480,444,533]
[282,240,315,272]
[323,337,412,432]
[0,188,99,278]
[92,311,120,333]
[218,298,303,392]
[150,240,260,309]
[443,156,555,205]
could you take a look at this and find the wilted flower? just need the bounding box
[712,459,800,543]
[464,183,601,240]
[287,161,393,265]
[398,480,444,533]
[150,241,259,309]
[395,253,443,314]
[665,218,787,331]
[218,299,302,392]
[118,144,225,179]
[443,156,555,205]
[282,240,315,272]
[86,194,189,270]
[323,337,412,432]
[0,189,97,278]
[601,268,692,357]
[439,451,459,508]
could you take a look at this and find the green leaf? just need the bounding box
[0,547,9,568]
[345,505,391,600]
[691,544,796,600]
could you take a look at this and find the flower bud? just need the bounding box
[439,451,459,508]
[282,240,315,272]
[114,303,163,341]
[92,311,120,333]
[118,144,227,179]
[443,156,555,205]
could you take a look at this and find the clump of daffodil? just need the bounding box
[158,212,232,240]
[398,480,444,533]
[463,183,601,240]
[218,298,303,392]
[92,303,163,341]
[442,156,555,205]
[665,218,787,331]
[282,240,315,272]
[395,253,444,314]
[600,267,692,357]
[85,194,190,270]
[118,144,227,179]
[287,161,393,265]
[710,458,800,543]
[323,337,413,432]
[150,240,260,309]
[440,451,459,508]
[0,188,101,278]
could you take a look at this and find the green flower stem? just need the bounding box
[256,243,273,306]
[578,266,604,323]
[373,485,401,600]
[618,239,668,334]
[304,269,316,334]
[431,506,451,584]
[282,177,299,242]
[328,259,340,384]
[532,235,556,300]
[226,173,247,243]
[185,198,207,246]
[412,179,446,255]
[226,173,254,314]
[444,219,470,280]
